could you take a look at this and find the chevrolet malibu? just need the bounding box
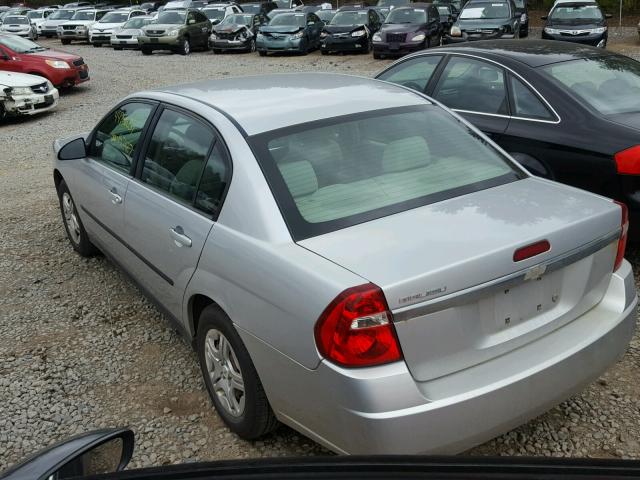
[52,74,636,454]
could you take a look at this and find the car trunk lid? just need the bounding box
[298,177,621,382]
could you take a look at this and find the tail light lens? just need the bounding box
[614,145,640,175]
[614,200,629,272]
[314,283,402,368]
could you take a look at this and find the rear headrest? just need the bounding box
[382,136,430,173]
[278,160,318,198]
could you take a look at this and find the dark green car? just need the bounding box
[138,8,211,55]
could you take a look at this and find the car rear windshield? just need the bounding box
[330,10,368,25]
[99,11,130,23]
[71,10,95,20]
[385,7,426,23]
[269,12,305,26]
[248,105,523,240]
[460,2,510,19]
[4,16,28,23]
[549,4,603,20]
[156,10,185,23]
[48,9,75,19]
[541,56,640,115]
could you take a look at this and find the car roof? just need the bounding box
[150,73,429,136]
[426,40,616,67]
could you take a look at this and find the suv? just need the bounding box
[57,9,112,44]
[39,7,86,37]
[138,8,211,54]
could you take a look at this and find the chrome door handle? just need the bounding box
[170,226,192,248]
[109,188,122,205]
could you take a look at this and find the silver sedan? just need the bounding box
[0,15,38,39]
[52,73,637,454]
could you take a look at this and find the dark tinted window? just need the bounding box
[433,56,508,115]
[92,102,154,173]
[509,75,554,120]
[141,109,215,205]
[377,55,443,93]
[195,142,230,215]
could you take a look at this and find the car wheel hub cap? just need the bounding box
[62,192,81,244]
[205,329,245,417]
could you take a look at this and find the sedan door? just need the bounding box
[121,106,231,320]
[427,55,510,139]
[72,101,157,259]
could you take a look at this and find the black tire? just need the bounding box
[197,305,279,439]
[114,47,123,51]
[0,103,7,122]
[373,52,382,59]
[212,48,220,54]
[258,50,266,56]
[321,49,327,55]
[93,43,102,47]
[61,39,71,45]
[141,47,152,55]
[247,38,256,53]
[57,180,97,257]
[178,37,191,55]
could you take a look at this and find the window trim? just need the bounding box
[87,98,160,177]
[378,51,562,125]
[133,102,233,221]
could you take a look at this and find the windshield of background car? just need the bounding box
[385,7,427,23]
[0,34,41,51]
[549,4,603,20]
[269,12,305,26]
[99,11,129,23]
[27,10,43,19]
[460,2,510,19]
[316,9,335,21]
[249,105,522,240]
[71,10,95,20]
[48,8,75,19]
[542,56,640,115]
[4,16,28,24]
[221,13,252,25]
[156,10,185,23]
[123,17,151,27]
[241,3,261,13]
[330,10,368,25]
[204,8,225,20]
[377,0,409,7]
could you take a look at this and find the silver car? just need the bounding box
[52,74,637,455]
[0,15,38,39]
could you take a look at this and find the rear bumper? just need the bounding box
[242,260,637,454]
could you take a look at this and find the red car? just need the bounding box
[0,33,89,88]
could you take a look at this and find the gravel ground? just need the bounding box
[2,36,640,471]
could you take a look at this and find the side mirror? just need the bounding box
[605,13,612,18]
[57,137,87,160]
[0,429,134,480]
[540,15,547,19]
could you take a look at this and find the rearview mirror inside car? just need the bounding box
[58,137,87,161]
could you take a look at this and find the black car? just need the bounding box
[320,6,382,54]
[238,0,277,23]
[541,1,610,48]
[5,428,640,480]
[444,0,521,43]
[372,3,442,59]
[513,0,528,36]
[435,3,455,32]
[210,12,262,52]
[376,41,640,236]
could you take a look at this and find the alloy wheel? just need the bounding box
[204,328,245,417]
[62,192,81,245]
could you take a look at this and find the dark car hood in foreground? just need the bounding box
[75,456,640,480]
[324,24,366,34]
[457,18,511,30]
[380,23,424,34]
[260,24,303,33]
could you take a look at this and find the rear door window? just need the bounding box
[509,75,555,121]
[432,56,508,115]
[377,55,444,93]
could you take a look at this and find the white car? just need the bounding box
[26,9,56,35]
[57,8,111,44]
[88,8,147,46]
[202,3,242,24]
[0,71,58,121]
[0,15,38,39]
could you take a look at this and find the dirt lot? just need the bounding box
[1,35,640,471]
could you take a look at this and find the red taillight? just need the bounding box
[314,283,402,368]
[614,200,629,271]
[513,240,551,262]
[615,145,640,175]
